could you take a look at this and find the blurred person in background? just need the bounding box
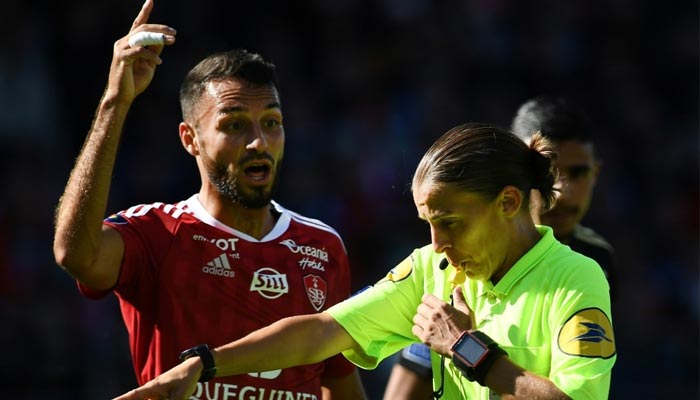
[51,1,366,399]
[512,96,617,292]
[115,124,616,400]
[384,96,617,399]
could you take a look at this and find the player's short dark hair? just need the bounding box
[511,96,593,144]
[179,49,279,122]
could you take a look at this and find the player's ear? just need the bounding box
[179,122,200,156]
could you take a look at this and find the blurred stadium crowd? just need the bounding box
[0,0,697,398]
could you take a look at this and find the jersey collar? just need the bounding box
[185,194,291,242]
[489,225,558,297]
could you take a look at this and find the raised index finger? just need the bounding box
[131,0,154,31]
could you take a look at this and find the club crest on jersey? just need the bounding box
[377,256,413,284]
[558,307,616,358]
[250,267,289,299]
[304,274,327,311]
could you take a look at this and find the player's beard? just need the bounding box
[205,155,281,210]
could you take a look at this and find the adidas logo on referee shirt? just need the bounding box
[202,253,235,278]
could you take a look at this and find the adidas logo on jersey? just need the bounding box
[202,254,235,278]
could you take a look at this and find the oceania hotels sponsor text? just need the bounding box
[279,239,328,262]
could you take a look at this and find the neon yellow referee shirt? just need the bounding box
[327,226,616,399]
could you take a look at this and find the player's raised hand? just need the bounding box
[104,0,176,105]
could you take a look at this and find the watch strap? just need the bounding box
[179,344,217,382]
[452,331,507,386]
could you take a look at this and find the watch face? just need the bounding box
[453,333,489,367]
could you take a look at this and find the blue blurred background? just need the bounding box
[0,0,697,398]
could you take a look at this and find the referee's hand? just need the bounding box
[411,286,475,356]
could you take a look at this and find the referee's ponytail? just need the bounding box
[527,132,559,212]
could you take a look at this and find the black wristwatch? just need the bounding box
[179,344,217,382]
[451,330,507,386]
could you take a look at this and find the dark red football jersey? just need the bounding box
[79,195,355,399]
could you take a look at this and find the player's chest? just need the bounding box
[159,228,334,311]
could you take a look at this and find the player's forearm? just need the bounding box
[485,356,570,399]
[212,313,354,377]
[53,96,130,273]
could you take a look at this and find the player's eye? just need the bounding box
[264,118,281,129]
[225,120,246,132]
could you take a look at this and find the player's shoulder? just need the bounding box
[571,224,614,253]
[272,201,344,242]
[106,199,194,225]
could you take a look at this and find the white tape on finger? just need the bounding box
[128,31,165,48]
